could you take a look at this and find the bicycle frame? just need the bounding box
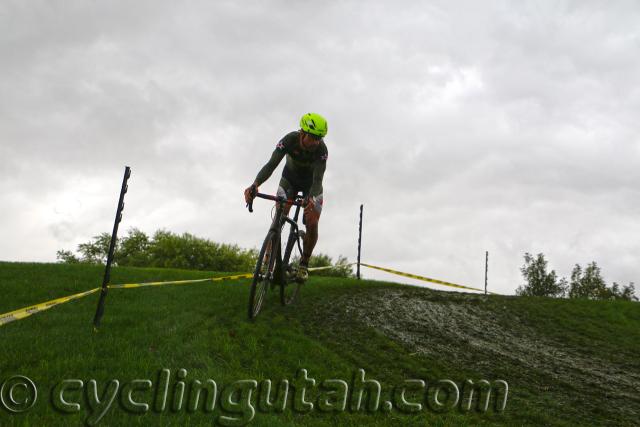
[246,191,307,318]
[250,192,305,281]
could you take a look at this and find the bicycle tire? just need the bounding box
[280,220,302,306]
[248,230,278,319]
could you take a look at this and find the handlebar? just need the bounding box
[246,192,306,213]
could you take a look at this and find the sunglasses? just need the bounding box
[303,131,323,142]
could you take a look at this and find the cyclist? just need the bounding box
[244,112,328,282]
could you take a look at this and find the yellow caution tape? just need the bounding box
[307,264,354,272]
[360,263,490,293]
[0,287,100,327]
[108,273,254,289]
[108,267,352,289]
[1,261,487,328]
[307,266,332,272]
[0,274,254,327]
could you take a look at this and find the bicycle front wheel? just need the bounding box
[248,230,278,320]
[280,220,302,306]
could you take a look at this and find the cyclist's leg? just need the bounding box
[276,176,296,216]
[301,194,323,266]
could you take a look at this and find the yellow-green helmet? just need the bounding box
[299,112,328,138]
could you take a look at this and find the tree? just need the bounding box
[56,230,349,278]
[145,229,257,271]
[77,232,113,264]
[568,262,608,300]
[516,252,566,297]
[116,228,151,267]
[56,249,80,264]
[616,282,638,301]
[599,281,637,301]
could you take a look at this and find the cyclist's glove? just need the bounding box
[244,183,258,204]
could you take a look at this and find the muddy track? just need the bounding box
[317,286,640,422]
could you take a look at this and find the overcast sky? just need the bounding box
[2,1,639,295]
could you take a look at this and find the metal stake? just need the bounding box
[93,166,131,329]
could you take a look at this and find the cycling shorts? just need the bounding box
[276,176,323,215]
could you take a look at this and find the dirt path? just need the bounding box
[324,286,640,421]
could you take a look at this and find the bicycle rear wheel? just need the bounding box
[280,220,303,306]
[248,230,278,319]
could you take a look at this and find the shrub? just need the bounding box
[57,228,257,272]
[291,253,355,278]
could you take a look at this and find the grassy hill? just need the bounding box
[0,262,638,426]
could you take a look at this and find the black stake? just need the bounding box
[485,251,489,295]
[93,166,131,330]
[357,204,363,280]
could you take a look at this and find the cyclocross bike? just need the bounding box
[246,190,308,320]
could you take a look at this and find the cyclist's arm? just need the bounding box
[254,148,285,186]
[309,160,326,198]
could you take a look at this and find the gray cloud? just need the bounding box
[2,1,639,294]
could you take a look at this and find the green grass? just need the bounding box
[0,262,638,426]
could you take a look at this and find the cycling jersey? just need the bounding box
[254,131,328,198]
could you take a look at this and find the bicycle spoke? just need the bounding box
[280,220,302,306]
[248,230,277,319]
